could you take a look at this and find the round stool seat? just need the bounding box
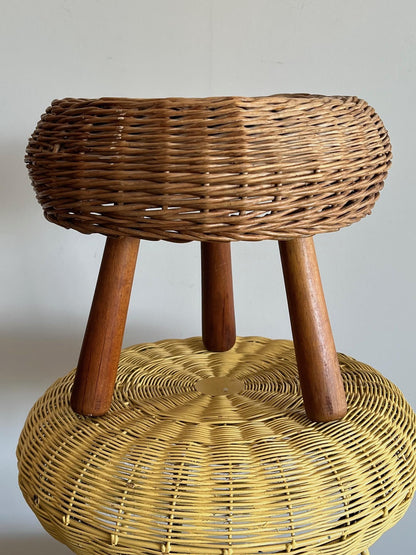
[17,337,416,555]
[26,94,391,241]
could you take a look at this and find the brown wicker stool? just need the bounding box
[25,94,392,422]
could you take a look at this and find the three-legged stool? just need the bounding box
[26,94,391,421]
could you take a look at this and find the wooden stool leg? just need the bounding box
[71,236,140,416]
[279,237,347,422]
[201,242,236,352]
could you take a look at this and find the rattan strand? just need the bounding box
[17,337,415,555]
[26,94,391,242]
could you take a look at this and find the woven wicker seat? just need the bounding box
[26,94,391,242]
[17,338,416,555]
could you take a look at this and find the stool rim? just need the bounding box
[48,92,357,104]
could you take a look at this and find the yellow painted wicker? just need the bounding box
[25,94,391,241]
[17,337,416,555]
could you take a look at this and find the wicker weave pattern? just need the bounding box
[17,338,415,554]
[26,95,391,241]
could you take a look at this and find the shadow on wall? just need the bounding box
[0,322,172,390]
[1,534,71,555]
[0,141,39,234]
[1,326,83,389]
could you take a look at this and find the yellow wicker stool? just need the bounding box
[17,338,416,555]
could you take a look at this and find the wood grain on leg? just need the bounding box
[71,236,140,416]
[279,237,347,422]
[201,242,236,352]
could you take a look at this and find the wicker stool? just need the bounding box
[18,94,416,554]
[25,94,392,422]
[17,338,416,555]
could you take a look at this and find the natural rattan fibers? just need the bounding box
[17,337,415,555]
[26,94,391,241]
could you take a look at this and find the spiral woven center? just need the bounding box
[195,376,244,395]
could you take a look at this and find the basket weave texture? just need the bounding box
[26,94,391,241]
[17,337,415,555]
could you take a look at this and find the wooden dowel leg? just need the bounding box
[71,236,140,416]
[201,242,236,352]
[279,237,347,422]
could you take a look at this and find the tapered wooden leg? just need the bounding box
[201,242,236,352]
[71,236,140,416]
[279,237,347,422]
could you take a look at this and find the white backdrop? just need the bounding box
[1,1,415,553]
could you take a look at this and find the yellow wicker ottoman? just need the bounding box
[17,337,416,555]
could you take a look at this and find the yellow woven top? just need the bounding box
[17,337,416,554]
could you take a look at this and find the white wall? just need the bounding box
[1,1,415,553]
